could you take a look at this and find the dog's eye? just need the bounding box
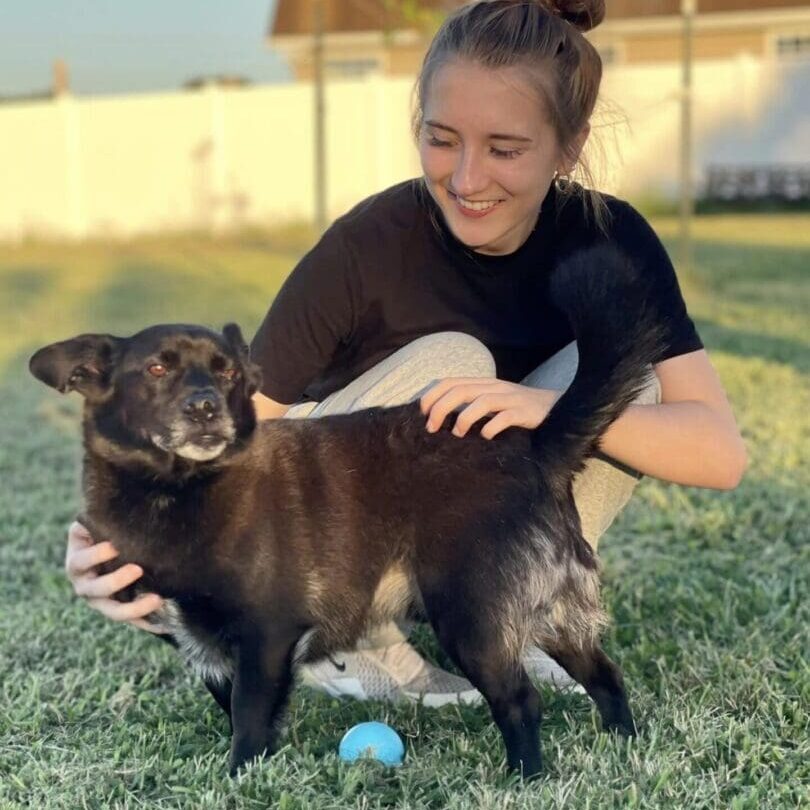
[147,364,168,378]
[219,368,239,382]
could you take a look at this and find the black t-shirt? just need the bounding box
[250,179,703,405]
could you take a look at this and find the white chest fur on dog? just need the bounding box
[158,600,235,686]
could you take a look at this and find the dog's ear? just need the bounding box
[222,323,248,354]
[29,334,121,401]
[222,323,262,396]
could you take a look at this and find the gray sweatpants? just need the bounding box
[284,332,661,647]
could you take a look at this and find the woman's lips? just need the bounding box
[448,190,504,219]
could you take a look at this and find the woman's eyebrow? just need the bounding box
[424,119,533,143]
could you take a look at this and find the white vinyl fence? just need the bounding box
[0,56,807,240]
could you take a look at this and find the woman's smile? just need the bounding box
[448,189,506,218]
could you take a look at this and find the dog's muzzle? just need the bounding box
[151,392,236,461]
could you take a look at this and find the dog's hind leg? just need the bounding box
[541,637,636,737]
[426,604,543,779]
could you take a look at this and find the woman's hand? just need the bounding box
[65,521,168,634]
[420,378,561,440]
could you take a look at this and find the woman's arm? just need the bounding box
[252,391,292,421]
[599,349,747,490]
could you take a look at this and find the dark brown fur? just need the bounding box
[30,247,666,777]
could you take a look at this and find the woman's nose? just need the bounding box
[451,147,488,198]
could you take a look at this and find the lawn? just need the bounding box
[1,217,807,809]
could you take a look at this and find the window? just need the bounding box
[776,35,810,58]
[325,59,380,78]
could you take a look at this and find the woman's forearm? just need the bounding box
[599,401,747,490]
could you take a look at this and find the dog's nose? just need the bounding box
[182,390,221,422]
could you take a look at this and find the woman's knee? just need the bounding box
[300,332,495,416]
[397,331,496,379]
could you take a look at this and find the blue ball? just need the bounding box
[338,721,405,766]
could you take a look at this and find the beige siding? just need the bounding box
[625,29,767,62]
[386,45,427,76]
[607,0,810,17]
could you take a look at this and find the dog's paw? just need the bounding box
[228,743,271,777]
[604,717,637,738]
[507,751,543,781]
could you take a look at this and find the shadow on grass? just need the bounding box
[688,241,810,287]
[0,265,57,318]
[655,237,809,284]
[693,318,810,374]
[661,238,809,311]
[68,261,274,338]
[0,248,293,376]
[654,237,810,374]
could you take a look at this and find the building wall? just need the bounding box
[276,6,810,76]
[0,55,807,240]
[622,28,767,61]
[607,0,810,16]
[387,44,428,76]
[284,29,774,78]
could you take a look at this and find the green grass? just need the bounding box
[1,216,808,808]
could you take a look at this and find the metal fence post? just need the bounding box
[680,0,696,275]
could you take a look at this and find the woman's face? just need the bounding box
[419,60,571,256]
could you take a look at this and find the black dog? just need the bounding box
[29,247,664,778]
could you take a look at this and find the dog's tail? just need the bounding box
[531,246,668,482]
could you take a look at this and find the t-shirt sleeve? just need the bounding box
[249,223,360,404]
[611,202,703,362]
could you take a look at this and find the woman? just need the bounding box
[64,0,746,706]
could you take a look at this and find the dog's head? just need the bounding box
[29,323,262,469]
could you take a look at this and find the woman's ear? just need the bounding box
[558,123,591,176]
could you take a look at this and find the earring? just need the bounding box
[554,164,577,191]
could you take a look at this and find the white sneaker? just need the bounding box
[299,641,483,708]
[523,646,586,694]
[299,642,585,705]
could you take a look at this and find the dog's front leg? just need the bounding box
[228,628,298,776]
[203,676,233,729]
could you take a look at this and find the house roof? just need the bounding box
[608,0,810,15]
[270,0,461,37]
[269,0,810,36]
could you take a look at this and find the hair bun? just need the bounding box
[544,0,605,33]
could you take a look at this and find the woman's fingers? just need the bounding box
[67,520,94,546]
[451,395,515,437]
[86,592,164,624]
[420,378,505,416]
[65,540,120,578]
[128,617,171,635]
[480,409,522,440]
[65,520,96,569]
[423,382,513,432]
[73,563,144,599]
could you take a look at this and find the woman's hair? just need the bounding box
[414,0,609,230]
